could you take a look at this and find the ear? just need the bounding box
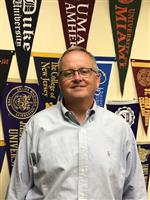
[96,74,100,89]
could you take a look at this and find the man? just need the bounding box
[6,46,147,199]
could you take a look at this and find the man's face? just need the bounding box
[58,50,100,102]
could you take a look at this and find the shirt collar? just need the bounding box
[60,99,97,122]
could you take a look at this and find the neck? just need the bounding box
[63,98,94,124]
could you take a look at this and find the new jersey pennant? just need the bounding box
[58,0,95,48]
[106,100,140,138]
[131,59,150,135]
[95,57,115,107]
[5,0,41,83]
[137,143,150,191]
[0,140,6,173]
[0,50,14,104]
[33,52,61,108]
[109,0,142,95]
[0,81,44,174]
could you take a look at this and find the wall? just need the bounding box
[0,0,150,199]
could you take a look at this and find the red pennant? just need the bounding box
[58,0,95,49]
[131,59,150,135]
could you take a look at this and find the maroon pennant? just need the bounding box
[131,59,150,135]
[58,0,95,49]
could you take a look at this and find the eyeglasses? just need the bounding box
[59,67,98,79]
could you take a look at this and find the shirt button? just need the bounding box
[80,192,86,198]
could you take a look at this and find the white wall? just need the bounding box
[0,0,150,199]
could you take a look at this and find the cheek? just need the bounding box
[59,80,69,92]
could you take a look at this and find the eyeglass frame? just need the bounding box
[58,67,99,80]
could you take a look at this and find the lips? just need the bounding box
[71,85,86,89]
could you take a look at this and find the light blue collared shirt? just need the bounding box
[6,101,147,200]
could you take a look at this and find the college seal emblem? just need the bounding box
[115,106,135,126]
[6,85,39,119]
[99,69,107,85]
[137,69,150,87]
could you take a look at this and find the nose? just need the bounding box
[73,71,82,80]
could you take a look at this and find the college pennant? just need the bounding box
[106,100,140,138]
[58,0,95,48]
[95,57,115,107]
[32,52,61,108]
[0,50,14,103]
[137,143,150,191]
[0,140,6,173]
[109,0,142,95]
[0,81,44,174]
[5,0,41,83]
[131,59,150,135]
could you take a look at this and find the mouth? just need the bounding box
[71,85,86,89]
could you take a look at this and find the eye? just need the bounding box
[62,70,74,77]
[79,68,90,75]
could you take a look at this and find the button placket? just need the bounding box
[78,127,88,200]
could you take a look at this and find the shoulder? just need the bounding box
[25,103,61,128]
[95,105,133,138]
[96,105,126,124]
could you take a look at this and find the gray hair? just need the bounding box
[58,46,98,72]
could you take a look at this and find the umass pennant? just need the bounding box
[58,0,95,48]
[0,82,44,174]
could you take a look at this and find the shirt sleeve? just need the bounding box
[5,122,33,200]
[122,124,147,200]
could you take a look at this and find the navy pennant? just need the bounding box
[106,100,140,139]
[0,50,14,104]
[137,143,150,191]
[95,57,115,107]
[0,140,6,173]
[33,52,61,108]
[0,81,44,174]
[5,0,41,83]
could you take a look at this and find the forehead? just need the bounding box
[62,50,93,64]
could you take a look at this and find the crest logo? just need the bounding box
[137,69,150,87]
[23,0,37,15]
[99,69,107,85]
[6,86,39,119]
[138,146,150,163]
[115,106,135,126]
